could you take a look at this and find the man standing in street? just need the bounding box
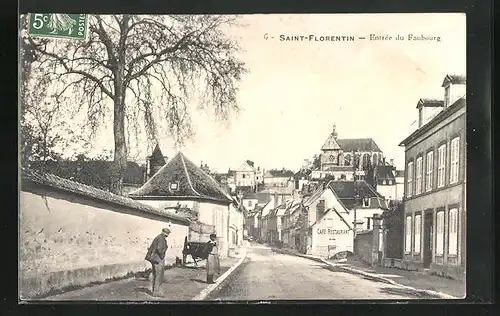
[145,228,170,297]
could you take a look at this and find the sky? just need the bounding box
[58,13,467,173]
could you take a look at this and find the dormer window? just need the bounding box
[444,85,451,107]
[382,180,387,185]
[363,197,370,207]
[169,182,179,191]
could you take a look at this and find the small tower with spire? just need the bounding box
[146,144,168,181]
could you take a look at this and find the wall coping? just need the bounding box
[20,167,190,225]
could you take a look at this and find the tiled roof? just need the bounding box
[416,98,444,109]
[336,138,382,152]
[329,180,387,209]
[264,169,295,178]
[128,152,232,204]
[21,167,189,224]
[376,165,396,180]
[329,180,383,200]
[252,192,271,205]
[442,74,466,87]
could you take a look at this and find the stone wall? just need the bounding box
[19,187,189,299]
[353,230,373,265]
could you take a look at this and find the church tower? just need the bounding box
[320,123,342,171]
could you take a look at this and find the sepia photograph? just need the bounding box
[19,13,466,301]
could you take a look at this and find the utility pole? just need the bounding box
[353,151,359,249]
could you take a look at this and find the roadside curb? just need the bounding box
[191,249,248,301]
[273,248,458,299]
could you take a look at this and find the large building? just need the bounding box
[398,74,466,280]
[312,124,385,180]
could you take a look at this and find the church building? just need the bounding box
[312,124,384,181]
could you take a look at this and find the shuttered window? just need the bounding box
[450,138,460,184]
[426,151,434,191]
[438,145,446,187]
[405,216,412,253]
[448,208,459,255]
[414,215,421,253]
[436,211,444,255]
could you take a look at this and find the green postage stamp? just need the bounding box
[27,14,88,40]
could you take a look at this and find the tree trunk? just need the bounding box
[110,64,127,195]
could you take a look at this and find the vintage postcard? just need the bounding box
[19,13,466,301]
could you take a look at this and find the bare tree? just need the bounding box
[25,14,247,194]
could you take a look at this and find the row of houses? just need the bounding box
[244,73,466,281]
[247,179,388,257]
[243,125,402,257]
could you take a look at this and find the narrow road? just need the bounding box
[207,245,434,300]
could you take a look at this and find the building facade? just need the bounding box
[234,160,263,189]
[129,151,242,257]
[399,74,466,280]
[301,182,354,258]
[263,169,295,187]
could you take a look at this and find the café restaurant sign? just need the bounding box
[317,228,350,235]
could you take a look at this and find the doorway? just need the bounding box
[423,211,434,268]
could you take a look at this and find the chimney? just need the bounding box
[442,74,466,108]
[416,98,444,128]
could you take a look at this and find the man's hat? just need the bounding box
[162,228,171,234]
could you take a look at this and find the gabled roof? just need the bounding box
[442,74,466,87]
[236,161,256,172]
[329,180,384,200]
[336,138,382,153]
[311,207,352,231]
[416,98,444,109]
[328,180,387,210]
[129,152,232,204]
[21,167,189,224]
[303,182,330,207]
[321,134,341,151]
